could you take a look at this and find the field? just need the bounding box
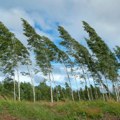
[0,100,120,120]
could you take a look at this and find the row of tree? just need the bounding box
[0,78,103,101]
[0,19,120,102]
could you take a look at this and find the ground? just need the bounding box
[0,100,120,120]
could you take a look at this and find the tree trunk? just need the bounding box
[81,66,91,101]
[87,58,98,99]
[51,72,59,101]
[95,72,106,101]
[113,82,119,102]
[104,76,111,100]
[74,76,80,101]
[93,79,99,99]
[13,74,16,101]
[16,67,20,101]
[63,63,74,101]
[100,82,106,101]
[49,72,53,103]
[86,71,94,100]
[27,65,35,102]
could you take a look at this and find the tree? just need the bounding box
[58,26,97,100]
[0,21,29,101]
[83,21,118,100]
[22,19,56,103]
[113,46,120,101]
[36,81,51,101]
[22,19,77,102]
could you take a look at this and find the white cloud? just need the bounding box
[1,0,120,48]
[0,0,120,87]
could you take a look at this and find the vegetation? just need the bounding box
[0,100,120,120]
[0,19,120,119]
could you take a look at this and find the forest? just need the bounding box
[0,19,120,103]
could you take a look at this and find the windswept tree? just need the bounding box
[0,21,29,101]
[58,50,75,101]
[22,19,56,103]
[114,46,120,61]
[114,46,120,101]
[58,26,97,100]
[13,40,30,101]
[43,36,76,101]
[22,19,76,102]
[83,21,119,100]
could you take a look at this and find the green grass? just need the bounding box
[0,100,120,120]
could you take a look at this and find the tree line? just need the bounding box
[0,78,102,101]
[0,19,120,102]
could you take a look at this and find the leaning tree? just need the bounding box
[0,21,29,101]
[58,26,97,100]
[83,21,119,101]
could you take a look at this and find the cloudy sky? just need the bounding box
[0,0,120,88]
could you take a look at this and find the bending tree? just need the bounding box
[83,21,119,101]
[58,26,97,100]
[0,21,29,101]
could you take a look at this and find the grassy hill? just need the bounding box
[0,100,120,120]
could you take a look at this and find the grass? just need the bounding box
[0,100,120,120]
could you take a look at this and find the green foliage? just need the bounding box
[22,19,51,75]
[0,21,29,75]
[114,46,120,70]
[0,78,104,101]
[83,21,118,81]
[0,19,120,105]
[0,100,120,120]
[35,81,51,101]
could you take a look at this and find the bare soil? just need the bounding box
[0,109,20,120]
[99,113,120,120]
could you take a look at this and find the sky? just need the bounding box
[0,0,120,89]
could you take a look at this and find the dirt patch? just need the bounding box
[0,110,20,120]
[100,113,120,120]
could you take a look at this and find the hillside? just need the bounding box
[0,100,120,120]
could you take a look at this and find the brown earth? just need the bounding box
[0,108,20,120]
[0,114,19,120]
[100,113,120,120]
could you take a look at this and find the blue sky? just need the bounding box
[0,0,120,47]
[0,0,120,89]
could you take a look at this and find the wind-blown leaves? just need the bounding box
[0,21,29,75]
[83,21,118,81]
